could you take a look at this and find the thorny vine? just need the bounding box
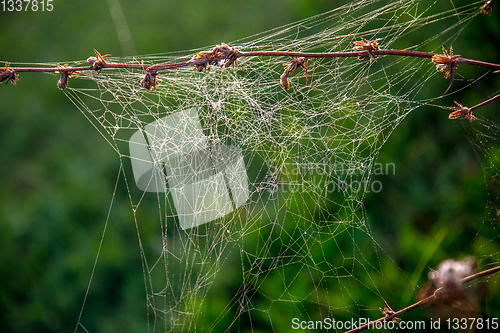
[2,22,500,121]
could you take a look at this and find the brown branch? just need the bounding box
[5,51,499,73]
[2,46,500,80]
[3,42,500,121]
[345,265,500,333]
[468,93,500,112]
[448,93,500,120]
[459,57,500,70]
[2,43,500,117]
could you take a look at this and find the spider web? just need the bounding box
[27,0,497,331]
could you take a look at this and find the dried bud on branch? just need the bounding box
[480,0,495,15]
[191,43,240,72]
[280,56,308,90]
[56,64,83,90]
[91,48,110,74]
[87,56,97,65]
[448,101,478,121]
[432,46,459,79]
[2,44,500,120]
[380,299,401,323]
[0,63,19,85]
[432,46,460,95]
[353,38,380,63]
[140,67,158,91]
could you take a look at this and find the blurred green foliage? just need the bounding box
[1,0,500,332]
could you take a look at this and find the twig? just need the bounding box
[468,93,500,112]
[2,46,500,83]
[4,49,500,73]
[448,93,500,120]
[345,265,500,333]
[2,42,500,118]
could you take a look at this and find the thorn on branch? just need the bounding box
[432,46,460,95]
[280,56,308,90]
[480,0,495,15]
[89,48,110,74]
[191,43,240,72]
[353,38,380,63]
[56,64,83,90]
[140,66,158,90]
[0,62,19,85]
[448,101,478,121]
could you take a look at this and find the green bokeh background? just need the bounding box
[1,0,500,332]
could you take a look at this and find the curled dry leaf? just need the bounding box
[280,56,308,90]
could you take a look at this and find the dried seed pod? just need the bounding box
[57,72,69,90]
[280,72,290,90]
[140,68,158,90]
[191,43,240,72]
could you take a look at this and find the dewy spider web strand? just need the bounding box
[5,1,498,332]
